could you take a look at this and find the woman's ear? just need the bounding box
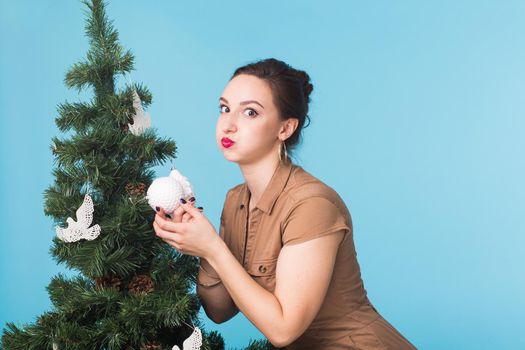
[281,117,299,139]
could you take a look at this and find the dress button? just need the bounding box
[258,265,267,273]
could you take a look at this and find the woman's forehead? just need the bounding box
[222,74,273,106]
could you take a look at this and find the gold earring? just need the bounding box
[278,140,288,163]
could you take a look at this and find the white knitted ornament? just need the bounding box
[172,326,202,350]
[129,89,151,136]
[55,194,101,243]
[146,167,195,214]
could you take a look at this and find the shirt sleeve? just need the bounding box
[281,196,351,246]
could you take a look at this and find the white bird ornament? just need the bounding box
[172,326,202,350]
[128,89,151,136]
[55,194,101,243]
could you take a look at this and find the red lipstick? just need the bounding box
[221,137,235,148]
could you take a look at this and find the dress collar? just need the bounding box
[239,161,293,215]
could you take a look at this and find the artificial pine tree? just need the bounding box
[0,0,273,350]
[0,0,212,348]
[0,1,277,349]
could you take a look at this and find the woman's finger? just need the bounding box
[157,231,186,253]
[155,210,190,234]
[153,220,183,242]
[163,238,185,254]
[174,197,196,221]
[178,202,206,220]
[156,207,167,219]
[173,205,185,223]
[182,212,192,223]
[156,207,175,221]
[161,236,182,248]
[180,198,198,223]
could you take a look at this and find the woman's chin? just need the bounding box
[222,151,239,162]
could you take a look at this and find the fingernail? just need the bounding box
[189,196,195,202]
[197,206,203,210]
[156,206,160,212]
[180,198,186,204]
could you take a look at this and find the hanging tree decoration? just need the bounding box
[172,326,202,350]
[128,89,151,136]
[146,166,196,215]
[55,193,101,242]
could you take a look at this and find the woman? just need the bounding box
[153,58,417,349]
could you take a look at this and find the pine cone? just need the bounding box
[140,342,161,350]
[128,274,154,294]
[126,182,146,196]
[120,123,129,133]
[95,275,121,291]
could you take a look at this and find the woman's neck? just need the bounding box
[239,156,280,209]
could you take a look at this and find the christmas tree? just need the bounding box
[0,1,276,349]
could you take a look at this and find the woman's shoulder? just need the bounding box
[278,165,353,245]
[287,164,346,206]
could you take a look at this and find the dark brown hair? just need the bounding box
[230,58,313,162]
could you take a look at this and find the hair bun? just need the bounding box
[294,70,314,102]
[303,80,314,102]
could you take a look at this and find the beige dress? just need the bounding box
[217,161,417,349]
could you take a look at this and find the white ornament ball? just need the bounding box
[146,168,195,215]
[146,177,185,214]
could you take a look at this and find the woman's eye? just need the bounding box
[243,108,258,117]
[219,104,229,113]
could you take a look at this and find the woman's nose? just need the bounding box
[222,114,237,133]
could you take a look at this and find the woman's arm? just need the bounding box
[196,257,239,323]
[207,229,345,348]
[153,195,347,346]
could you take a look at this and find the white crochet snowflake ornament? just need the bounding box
[146,167,195,215]
[55,194,101,243]
[172,326,202,350]
[128,89,151,136]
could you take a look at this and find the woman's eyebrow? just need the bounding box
[220,97,264,109]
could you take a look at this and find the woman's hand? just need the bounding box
[153,200,220,260]
[161,198,202,223]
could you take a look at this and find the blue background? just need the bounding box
[1,1,524,349]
